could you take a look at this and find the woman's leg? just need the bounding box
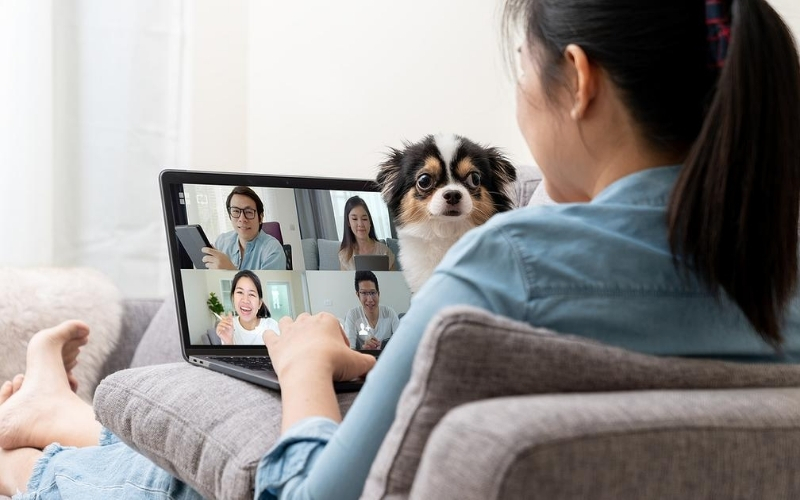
[0,320,103,450]
[0,447,41,497]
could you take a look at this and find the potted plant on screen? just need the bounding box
[207,292,224,322]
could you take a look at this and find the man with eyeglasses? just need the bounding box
[343,270,400,350]
[201,186,287,271]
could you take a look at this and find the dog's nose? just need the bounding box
[443,190,462,205]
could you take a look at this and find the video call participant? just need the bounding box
[202,186,287,271]
[216,270,281,345]
[343,270,400,350]
[3,2,800,499]
[338,196,396,271]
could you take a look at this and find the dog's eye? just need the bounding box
[416,174,434,191]
[465,172,481,189]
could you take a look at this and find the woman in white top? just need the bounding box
[343,270,400,349]
[216,270,280,345]
[338,196,396,271]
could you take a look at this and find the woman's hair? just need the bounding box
[226,186,265,220]
[503,0,800,345]
[231,270,270,318]
[339,196,379,261]
[354,270,380,294]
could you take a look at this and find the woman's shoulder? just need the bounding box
[375,240,394,254]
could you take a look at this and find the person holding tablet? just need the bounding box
[1,0,800,499]
[202,186,287,271]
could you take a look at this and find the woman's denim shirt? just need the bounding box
[257,165,800,499]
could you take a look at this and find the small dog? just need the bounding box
[377,133,517,292]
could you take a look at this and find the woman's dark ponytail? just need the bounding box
[668,0,800,345]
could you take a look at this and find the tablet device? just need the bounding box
[175,224,213,269]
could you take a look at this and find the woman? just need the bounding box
[338,195,396,271]
[0,0,799,498]
[216,270,281,345]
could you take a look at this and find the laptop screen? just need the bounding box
[160,170,411,354]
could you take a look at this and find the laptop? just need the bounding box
[354,254,391,271]
[159,169,411,392]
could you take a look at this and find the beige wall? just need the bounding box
[189,1,800,180]
[189,1,248,171]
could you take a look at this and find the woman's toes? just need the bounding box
[0,382,11,404]
[67,373,79,393]
[11,375,24,394]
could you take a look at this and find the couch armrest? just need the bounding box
[363,306,800,498]
[412,388,800,500]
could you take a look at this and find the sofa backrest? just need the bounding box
[362,305,800,498]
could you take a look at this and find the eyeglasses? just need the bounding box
[358,291,378,298]
[229,207,257,220]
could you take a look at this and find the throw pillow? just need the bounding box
[94,363,359,500]
[0,267,122,402]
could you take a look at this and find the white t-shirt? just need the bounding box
[343,305,400,349]
[231,316,281,345]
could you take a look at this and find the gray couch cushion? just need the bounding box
[362,306,800,499]
[301,238,319,270]
[129,298,184,368]
[101,298,165,379]
[513,163,542,207]
[317,238,341,270]
[384,238,402,271]
[412,388,800,499]
[94,363,358,500]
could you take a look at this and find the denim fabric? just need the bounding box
[215,230,287,270]
[256,165,800,499]
[15,429,203,500]
[256,418,339,500]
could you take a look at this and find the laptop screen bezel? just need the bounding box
[159,168,386,357]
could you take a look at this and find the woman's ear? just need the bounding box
[563,44,598,120]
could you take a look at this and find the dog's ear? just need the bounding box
[485,147,518,211]
[376,147,406,218]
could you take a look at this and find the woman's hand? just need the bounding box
[264,313,377,431]
[263,313,376,383]
[201,247,236,270]
[216,313,234,345]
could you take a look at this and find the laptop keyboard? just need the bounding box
[209,356,274,372]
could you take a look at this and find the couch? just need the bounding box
[7,295,799,500]
[7,164,800,500]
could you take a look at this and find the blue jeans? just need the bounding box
[15,429,202,500]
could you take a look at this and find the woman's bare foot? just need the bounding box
[0,374,24,406]
[0,320,102,450]
[0,381,11,405]
[0,447,41,497]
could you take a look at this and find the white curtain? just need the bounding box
[0,0,190,298]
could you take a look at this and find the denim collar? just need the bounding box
[591,165,681,207]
